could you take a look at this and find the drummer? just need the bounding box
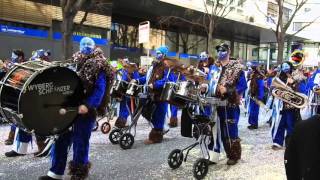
[132,45,175,144]
[114,58,140,128]
[39,37,113,180]
[30,49,51,61]
[4,50,51,157]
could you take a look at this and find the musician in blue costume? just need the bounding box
[39,37,113,180]
[247,61,265,129]
[114,59,140,128]
[271,50,305,150]
[5,50,50,157]
[310,66,320,115]
[206,43,247,165]
[133,45,175,144]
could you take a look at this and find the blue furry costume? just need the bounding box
[41,37,113,180]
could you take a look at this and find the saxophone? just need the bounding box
[271,77,308,108]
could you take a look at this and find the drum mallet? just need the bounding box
[59,108,77,115]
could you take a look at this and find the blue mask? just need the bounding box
[156,52,164,60]
[281,63,291,73]
[217,51,228,61]
[80,37,95,55]
[11,52,18,63]
[81,46,94,55]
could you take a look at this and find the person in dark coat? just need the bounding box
[285,114,320,180]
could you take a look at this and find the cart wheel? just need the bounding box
[101,122,111,134]
[193,158,209,180]
[92,121,99,132]
[167,149,183,169]
[119,133,134,150]
[109,129,122,144]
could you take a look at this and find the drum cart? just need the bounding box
[108,82,147,150]
[164,84,226,179]
[91,98,117,133]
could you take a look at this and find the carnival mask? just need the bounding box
[80,37,95,55]
[217,50,228,61]
[11,52,18,62]
[281,63,291,73]
[156,51,164,60]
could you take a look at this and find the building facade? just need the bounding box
[0,0,318,67]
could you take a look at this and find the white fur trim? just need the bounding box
[47,171,63,179]
[12,141,28,154]
[272,143,282,148]
[209,151,220,163]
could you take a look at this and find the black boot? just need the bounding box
[285,135,291,148]
[38,175,59,180]
[4,150,25,157]
[68,161,91,180]
[247,125,258,130]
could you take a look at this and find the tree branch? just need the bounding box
[291,16,320,36]
[79,10,89,26]
[284,0,308,31]
[187,38,205,51]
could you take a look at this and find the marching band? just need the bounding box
[1,37,319,180]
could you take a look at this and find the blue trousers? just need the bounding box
[217,106,240,140]
[209,106,240,153]
[151,102,168,130]
[50,115,95,175]
[170,105,178,118]
[272,110,295,146]
[248,99,260,126]
[16,128,32,143]
[11,125,16,132]
[118,97,131,122]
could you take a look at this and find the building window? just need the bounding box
[305,8,311,12]
[267,2,278,18]
[283,7,292,25]
[293,22,308,31]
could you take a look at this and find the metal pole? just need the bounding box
[267,44,271,70]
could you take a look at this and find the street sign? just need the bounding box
[138,21,150,44]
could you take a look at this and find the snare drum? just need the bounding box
[126,82,142,97]
[110,79,128,99]
[0,61,84,136]
[160,81,197,107]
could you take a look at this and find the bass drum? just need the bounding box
[0,61,84,136]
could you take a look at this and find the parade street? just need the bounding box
[0,110,286,180]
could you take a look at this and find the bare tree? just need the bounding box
[159,0,238,55]
[61,0,89,59]
[258,0,319,63]
[60,0,112,59]
[160,12,205,54]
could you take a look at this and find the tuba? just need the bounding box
[271,77,308,108]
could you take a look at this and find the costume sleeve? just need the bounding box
[136,75,146,85]
[85,71,107,108]
[180,74,187,81]
[121,69,129,81]
[154,69,174,89]
[132,70,140,79]
[236,71,248,95]
[257,79,265,100]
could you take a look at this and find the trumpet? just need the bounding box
[271,77,308,108]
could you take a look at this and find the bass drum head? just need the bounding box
[20,66,84,136]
